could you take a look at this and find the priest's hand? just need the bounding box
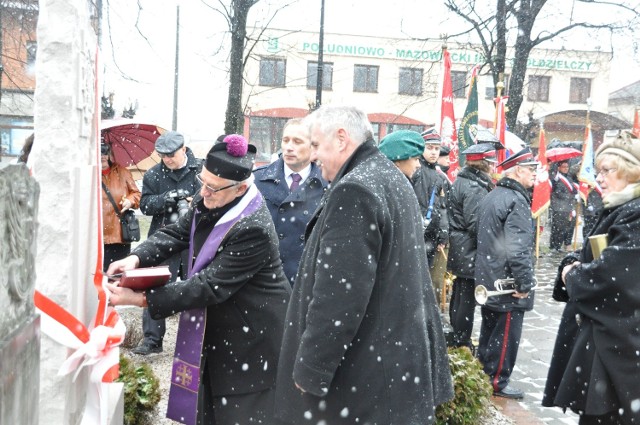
[106,254,140,277]
[106,283,147,308]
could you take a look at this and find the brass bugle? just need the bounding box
[474,279,537,305]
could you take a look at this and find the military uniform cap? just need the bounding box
[439,145,451,157]
[497,147,538,170]
[421,128,442,145]
[461,143,497,162]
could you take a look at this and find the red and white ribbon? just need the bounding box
[35,290,124,424]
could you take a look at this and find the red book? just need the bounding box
[116,266,171,291]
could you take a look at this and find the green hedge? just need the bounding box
[116,355,161,425]
[436,346,493,425]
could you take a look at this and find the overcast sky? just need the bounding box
[101,0,640,139]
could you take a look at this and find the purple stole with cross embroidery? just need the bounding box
[166,185,263,425]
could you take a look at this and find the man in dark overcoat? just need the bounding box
[254,118,327,285]
[447,143,496,349]
[475,147,538,400]
[274,105,453,425]
[107,135,291,425]
[136,131,202,354]
[549,160,578,251]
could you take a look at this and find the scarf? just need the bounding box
[602,182,640,209]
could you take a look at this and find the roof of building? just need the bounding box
[609,80,640,101]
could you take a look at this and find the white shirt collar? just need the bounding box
[283,163,311,185]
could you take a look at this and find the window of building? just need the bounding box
[353,65,379,93]
[248,116,289,163]
[307,61,333,90]
[451,71,467,98]
[387,123,426,134]
[259,57,286,87]
[527,75,551,102]
[0,116,34,156]
[569,77,591,104]
[398,67,423,96]
[370,123,381,144]
[485,74,510,99]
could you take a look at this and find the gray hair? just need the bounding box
[502,166,517,176]
[304,105,373,145]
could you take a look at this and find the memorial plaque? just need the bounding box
[0,164,40,425]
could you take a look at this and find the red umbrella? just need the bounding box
[545,147,582,163]
[100,119,166,167]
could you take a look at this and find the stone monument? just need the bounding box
[0,163,40,425]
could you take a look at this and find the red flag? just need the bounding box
[494,96,508,170]
[440,49,458,181]
[531,128,551,218]
[632,108,640,138]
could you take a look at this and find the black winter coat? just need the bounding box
[543,194,640,424]
[550,171,577,215]
[447,166,494,279]
[254,159,327,284]
[132,191,291,396]
[274,141,453,425]
[474,177,536,312]
[139,147,202,236]
[412,157,449,247]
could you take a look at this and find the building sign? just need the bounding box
[286,37,597,72]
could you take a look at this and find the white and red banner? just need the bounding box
[531,128,551,218]
[495,96,508,170]
[440,49,458,181]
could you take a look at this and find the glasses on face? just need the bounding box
[196,174,239,194]
[596,167,618,178]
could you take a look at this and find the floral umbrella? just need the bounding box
[100,119,166,167]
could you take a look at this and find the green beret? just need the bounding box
[379,130,425,161]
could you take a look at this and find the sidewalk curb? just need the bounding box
[492,396,546,425]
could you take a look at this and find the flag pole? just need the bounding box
[573,100,592,250]
[532,118,550,257]
[535,217,541,258]
[493,74,504,132]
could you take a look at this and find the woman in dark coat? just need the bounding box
[543,132,640,425]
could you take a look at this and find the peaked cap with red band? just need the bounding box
[461,143,497,162]
[497,147,538,170]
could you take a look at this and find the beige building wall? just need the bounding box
[243,29,612,158]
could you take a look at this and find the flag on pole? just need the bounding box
[457,65,479,168]
[531,127,551,218]
[494,96,509,170]
[578,123,597,202]
[632,108,640,138]
[440,48,458,181]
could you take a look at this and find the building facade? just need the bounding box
[242,29,613,161]
[0,0,37,158]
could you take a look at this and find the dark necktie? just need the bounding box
[290,173,302,192]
